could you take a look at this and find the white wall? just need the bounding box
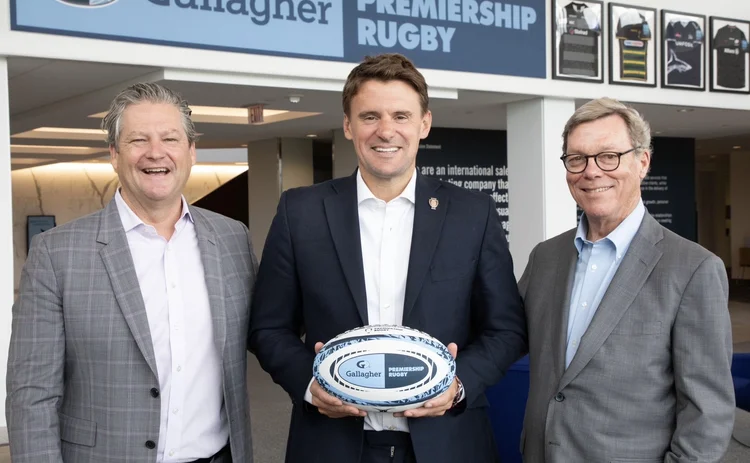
[12,163,247,296]
[0,57,12,430]
[280,138,313,192]
[730,151,750,279]
[333,129,358,179]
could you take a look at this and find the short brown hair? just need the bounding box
[342,53,429,117]
[562,97,652,157]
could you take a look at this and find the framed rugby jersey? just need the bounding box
[710,17,750,93]
[609,3,656,87]
[662,11,706,91]
[552,0,604,82]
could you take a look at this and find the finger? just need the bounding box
[447,343,458,359]
[314,342,325,354]
[403,405,449,418]
[310,381,342,406]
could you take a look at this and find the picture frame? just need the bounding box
[709,16,750,94]
[609,3,657,87]
[661,10,706,91]
[26,215,56,253]
[551,0,604,83]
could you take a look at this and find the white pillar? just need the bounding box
[333,129,357,179]
[507,98,577,279]
[0,57,12,432]
[247,138,313,258]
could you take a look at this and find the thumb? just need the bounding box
[447,342,458,359]
[314,342,325,354]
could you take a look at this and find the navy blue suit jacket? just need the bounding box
[249,172,527,463]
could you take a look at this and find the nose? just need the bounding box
[145,140,167,159]
[376,118,395,140]
[580,156,603,178]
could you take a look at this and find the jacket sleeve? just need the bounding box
[455,195,529,406]
[666,254,735,462]
[6,234,65,463]
[248,191,315,404]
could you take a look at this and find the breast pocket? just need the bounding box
[59,412,96,447]
[611,320,662,336]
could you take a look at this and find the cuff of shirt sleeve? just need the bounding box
[304,378,314,404]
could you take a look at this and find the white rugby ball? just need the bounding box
[313,325,456,412]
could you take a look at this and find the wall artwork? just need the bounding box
[710,17,750,93]
[609,3,657,87]
[552,0,604,82]
[661,10,706,91]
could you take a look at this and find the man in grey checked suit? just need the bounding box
[6,83,257,462]
[519,98,734,462]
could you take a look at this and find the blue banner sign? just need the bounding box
[11,0,545,78]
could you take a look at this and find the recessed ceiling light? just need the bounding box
[240,144,248,147]
[89,106,319,126]
[733,145,742,149]
[654,131,662,134]
[306,134,318,138]
[12,127,107,141]
[677,108,694,113]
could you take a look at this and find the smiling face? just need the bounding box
[343,79,431,187]
[110,102,195,213]
[566,114,650,233]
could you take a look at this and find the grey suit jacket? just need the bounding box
[6,198,257,463]
[519,212,734,463]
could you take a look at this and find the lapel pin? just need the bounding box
[429,197,439,210]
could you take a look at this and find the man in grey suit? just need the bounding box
[6,83,257,462]
[519,97,735,462]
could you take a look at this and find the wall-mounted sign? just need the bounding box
[609,3,656,87]
[661,10,706,91]
[710,17,750,94]
[12,0,546,78]
[552,0,604,83]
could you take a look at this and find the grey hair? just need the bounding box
[562,97,652,157]
[102,82,196,150]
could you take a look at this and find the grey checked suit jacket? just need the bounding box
[519,212,735,463]
[6,198,257,463]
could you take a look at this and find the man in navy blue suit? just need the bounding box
[249,53,527,463]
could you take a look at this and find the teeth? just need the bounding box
[590,187,610,193]
[143,168,168,173]
[373,147,398,153]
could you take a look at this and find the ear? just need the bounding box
[109,144,119,172]
[420,110,432,140]
[190,142,197,166]
[343,114,353,140]
[638,150,651,179]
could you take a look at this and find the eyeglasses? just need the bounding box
[560,147,640,173]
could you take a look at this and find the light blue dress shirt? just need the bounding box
[565,201,646,368]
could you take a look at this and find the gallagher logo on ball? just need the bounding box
[58,0,119,8]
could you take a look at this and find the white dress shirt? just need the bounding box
[115,190,228,462]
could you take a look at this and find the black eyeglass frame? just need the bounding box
[559,147,640,173]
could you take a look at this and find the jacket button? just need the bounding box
[555,392,565,402]
[145,440,156,449]
[150,388,160,398]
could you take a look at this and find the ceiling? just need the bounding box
[7,57,750,169]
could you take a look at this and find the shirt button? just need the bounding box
[171,282,177,289]
[172,408,179,414]
[388,426,396,430]
[591,264,597,270]
[582,301,588,307]
[572,340,578,347]
[169,449,175,456]
[176,365,182,372]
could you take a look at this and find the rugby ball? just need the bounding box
[312,325,456,412]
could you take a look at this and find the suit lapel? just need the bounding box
[403,175,447,323]
[191,207,227,359]
[324,176,368,325]
[551,238,578,382]
[97,199,158,378]
[559,214,663,389]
